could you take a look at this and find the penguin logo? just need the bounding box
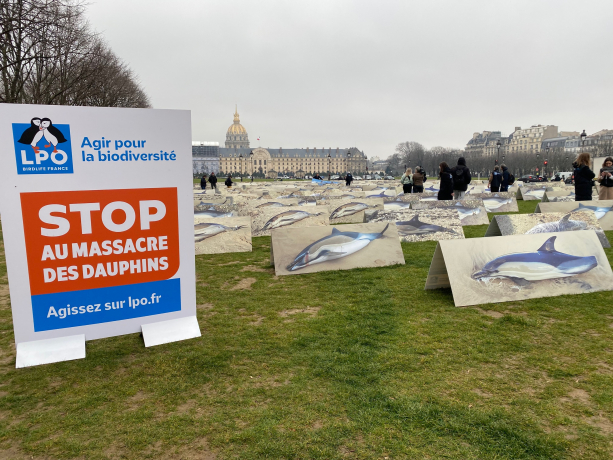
[12,118,73,175]
[17,117,68,153]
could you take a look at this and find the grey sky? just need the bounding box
[88,0,613,159]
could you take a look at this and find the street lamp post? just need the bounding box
[536,152,540,176]
[347,151,351,177]
[327,153,331,180]
[545,147,549,178]
[239,153,243,181]
[496,139,501,165]
[249,151,254,183]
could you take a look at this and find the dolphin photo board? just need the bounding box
[327,198,384,224]
[484,211,610,248]
[470,192,519,213]
[194,216,252,255]
[271,222,405,276]
[251,206,329,237]
[194,202,238,218]
[425,231,613,307]
[410,200,489,226]
[541,189,574,202]
[517,185,552,201]
[0,103,200,367]
[369,209,464,243]
[535,200,613,230]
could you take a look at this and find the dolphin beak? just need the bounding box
[471,270,488,280]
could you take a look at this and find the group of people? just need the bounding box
[200,172,218,190]
[573,153,613,201]
[400,166,427,194]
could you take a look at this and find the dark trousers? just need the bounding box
[575,195,592,201]
[413,185,424,193]
[402,184,412,194]
[490,185,500,192]
[438,192,453,201]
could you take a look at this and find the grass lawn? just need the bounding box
[0,199,612,459]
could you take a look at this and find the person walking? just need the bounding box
[400,167,413,194]
[412,166,426,193]
[573,153,595,201]
[345,172,353,186]
[209,172,218,191]
[451,157,471,200]
[225,174,233,189]
[598,156,613,200]
[500,164,510,192]
[200,174,207,190]
[488,166,502,192]
[437,162,454,201]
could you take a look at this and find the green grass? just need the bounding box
[0,200,612,459]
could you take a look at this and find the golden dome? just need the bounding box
[227,105,247,135]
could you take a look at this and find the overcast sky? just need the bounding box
[87,0,612,159]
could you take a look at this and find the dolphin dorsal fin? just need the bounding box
[561,214,571,222]
[410,215,420,222]
[537,236,557,253]
[331,227,342,234]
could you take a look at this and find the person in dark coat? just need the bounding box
[598,156,613,200]
[437,162,454,200]
[488,165,502,192]
[500,165,510,192]
[345,172,353,186]
[573,153,595,201]
[200,174,207,190]
[225,174,233,188]
[209,172,218,190]
[450,157,471,199]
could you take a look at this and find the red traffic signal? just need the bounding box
[544,160,548,165]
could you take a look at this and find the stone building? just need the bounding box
[507,125,558,154]
[192,141,219,176]
[225,106,250,149]
[218,146,367,178]
[465,131,508,157]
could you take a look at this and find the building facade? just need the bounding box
[465,131,508,157]
[507,125,558,154]
[225,106,250,149]
[218,146,368,178]
[192,141,219,176]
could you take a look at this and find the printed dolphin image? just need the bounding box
[383,201,413,210]
[197,198,231,207]
[424,185,440,192]
[255,202,289,208]
[482,196,513,211]
[287,224,390,271]
[330,202,376,219]
[395,215,457,236]
[472,235,598,284]
[262,210,323,230]
[443,203,481,219]
[577,203,613,220]
[420,196,438,201]
[523,189,546,198]
[194,208,235,218]
[525,214,587,234]
[194,223,246,242]
[366,190,391,197]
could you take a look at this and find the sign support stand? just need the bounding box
[141,316,201,347]
[16,334,85,368]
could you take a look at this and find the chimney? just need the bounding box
[515,127,521,132]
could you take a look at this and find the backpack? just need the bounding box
[453,166,466,187]
[491,171,502,187]
[508,173,515,185]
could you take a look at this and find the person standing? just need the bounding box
[573,153,595,201]
[345,172,353,186]
[500,164,510,192]
[412,166,425,193]
[209,172,218,191]
[400,168,413,194]
[488,166,502,192]
[437,162,454,200]
[451,157,471,200]
[225,174,233,189]
[598,156,613,200]
[200,174,207,190]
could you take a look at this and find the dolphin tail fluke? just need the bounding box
[376,223,390,238]
[537,236,557,252]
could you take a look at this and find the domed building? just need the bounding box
[225,106,250,149]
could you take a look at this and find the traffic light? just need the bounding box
[544,160,548,166]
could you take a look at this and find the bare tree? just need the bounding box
[0,0,150,107]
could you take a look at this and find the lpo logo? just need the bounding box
[12,117,73,175]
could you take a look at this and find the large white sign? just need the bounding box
[0,104,198,365]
